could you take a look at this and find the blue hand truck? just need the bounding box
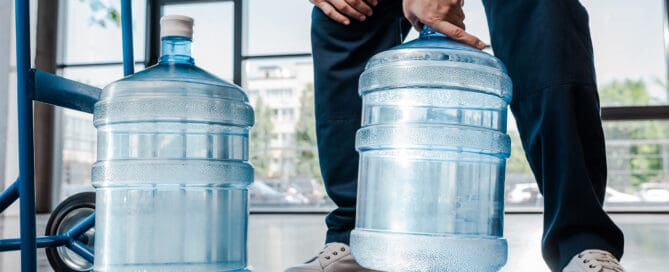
[0,0,137,270]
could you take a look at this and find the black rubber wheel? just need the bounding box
[45,191,95,272]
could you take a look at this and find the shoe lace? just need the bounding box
[577,250,624,272]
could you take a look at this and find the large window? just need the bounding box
[584,0,668,107]
[241,0,324,209]
[56,0,147,200]
[56,0,669,210]
[244,0,312,55]
[243,57,323,208]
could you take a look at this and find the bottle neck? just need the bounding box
[419,26,447,39]
[159,36,194,65]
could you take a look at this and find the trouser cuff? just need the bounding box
[325,229,351,245]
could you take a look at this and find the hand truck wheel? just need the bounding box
[45,191,95,272]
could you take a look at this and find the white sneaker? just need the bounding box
[563,249,625,272]
[284,242,379,272]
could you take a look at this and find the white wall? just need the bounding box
[0,0,12,195]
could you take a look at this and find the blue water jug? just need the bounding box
[92,15,254,271]
[350,27,512,271]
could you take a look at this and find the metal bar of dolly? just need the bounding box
[122,0,135,76]
[15,0,38,270]
[66,213,96,239]
[0,179,19,214]
[0,214,97,261]
[67,240,95,264]
[31,69,101,113]
[0,236,71,252]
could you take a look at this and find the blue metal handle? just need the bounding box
[0,236,70,252]
[32,70,102,113]
[15,0,38,270]
[122,0,135,76]
[0,179,19,214]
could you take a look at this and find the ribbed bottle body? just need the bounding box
[92,60,253,272]
[350,30,512,272]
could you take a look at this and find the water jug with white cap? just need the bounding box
[93,15,254,271]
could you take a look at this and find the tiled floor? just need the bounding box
[0,214,52,272]
[0,213,666,271]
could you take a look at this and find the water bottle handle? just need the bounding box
[420,25,448,39]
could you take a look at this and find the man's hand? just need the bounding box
[403,0,485,49]
[310,0,378,25]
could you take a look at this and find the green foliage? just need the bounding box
[250,98,274,179]
[599,79,653,106]
[506,130,532,174]
[600,79,666,187]
[80,0,121,28]
[295,83,322,182]
[506,79,668,188]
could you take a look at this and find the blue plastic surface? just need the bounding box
[92,33,254,271]
[350,26,513,272]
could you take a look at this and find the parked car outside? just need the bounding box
[506,183,642,205]
[506,183,542,205]
[249,180,309,206]
[605,187,641,203]
[638,183,669,202]
[287,178,329,206]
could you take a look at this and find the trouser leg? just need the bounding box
[310,0,411,244]
[482,0,625,270]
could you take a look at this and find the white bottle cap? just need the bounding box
[160,15,194,39]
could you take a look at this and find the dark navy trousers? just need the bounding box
[310,0,624,270]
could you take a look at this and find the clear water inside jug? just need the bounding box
[350,27,512,272]
[92,32,253,271]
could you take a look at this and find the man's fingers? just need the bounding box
[312,0,376,25]
[315,1,351,25]
[345,0,373,17]
[405,14,423,31]
[444,9,466,29]
[402,6,422,31]
[411,20,424,32]
[429,20,485,49]
[453,7,465,23]
[331,0,367,21]
[438,7,465,29]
